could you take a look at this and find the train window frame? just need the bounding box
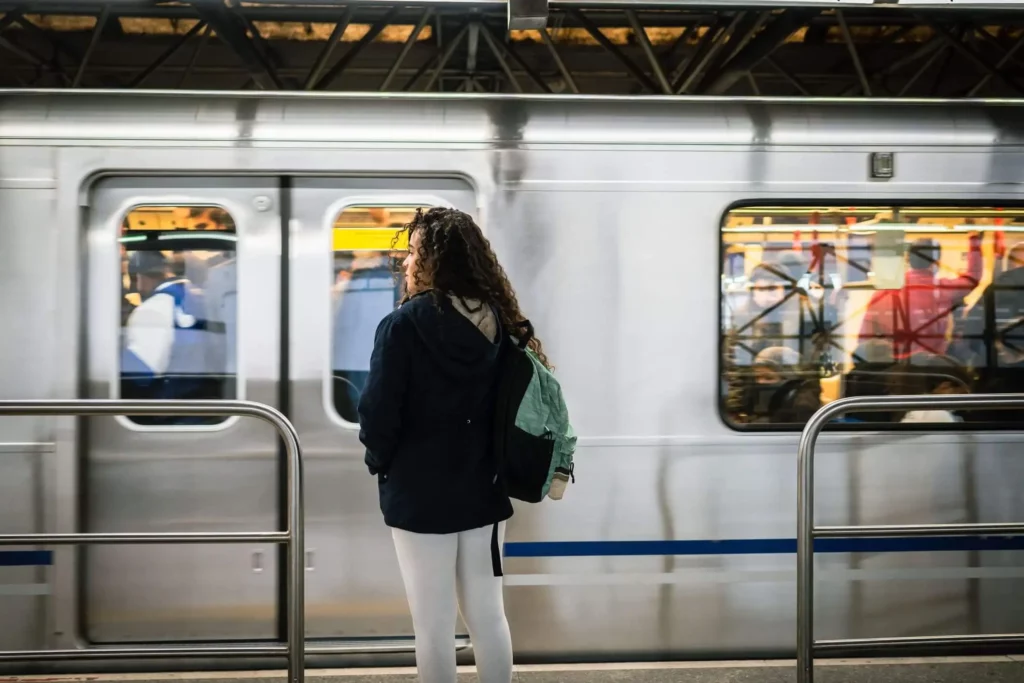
[113,200,243,433]
[323,195,456,430]
[717,198,1024,434]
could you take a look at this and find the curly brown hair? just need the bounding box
[395,207,550,368]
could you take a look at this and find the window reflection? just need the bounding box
[331,206,422,422]
[721,206,1024,429]
[119,206,237,426]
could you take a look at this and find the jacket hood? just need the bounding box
[402,291,502,378]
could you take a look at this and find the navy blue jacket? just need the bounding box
[357,291,514,534]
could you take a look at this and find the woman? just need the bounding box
[357,207,548,683]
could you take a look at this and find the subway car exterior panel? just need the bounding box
[0,90,1022,668]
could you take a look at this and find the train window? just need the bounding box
[720,205,1024,430]
[330,205,421,423]
[119,205,237,426]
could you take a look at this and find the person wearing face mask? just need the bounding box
[734,251,829,367]
[859,234,982,360]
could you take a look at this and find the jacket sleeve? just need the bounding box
[357,312,411,476]
[938,232,983,305]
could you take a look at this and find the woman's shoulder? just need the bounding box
[376,293,436,337]
[401,290,437,309]
[393,291,446,321]
[374,303,415,338]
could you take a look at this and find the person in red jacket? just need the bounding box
[859,233,982,360]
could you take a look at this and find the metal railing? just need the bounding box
[797,393,1024,683]
[0,400,304,683]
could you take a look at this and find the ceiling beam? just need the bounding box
[129,17,206,88]
[313,5,400,90]
[702,9,812,96]
[924,17,1024,97]
[569,8,660,93]
[194,3,282,89]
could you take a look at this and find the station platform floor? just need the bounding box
[3,657,1024,683]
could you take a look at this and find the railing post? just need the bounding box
[279,405,305,683]
[796,407,829,683]
[797,393,1024,682]
[0,399,305,683]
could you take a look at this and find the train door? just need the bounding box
[288,177,477,643]
[84,177,283,642]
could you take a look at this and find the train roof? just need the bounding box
[2,89,1024,147]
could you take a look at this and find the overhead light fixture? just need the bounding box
[508,0,548,31]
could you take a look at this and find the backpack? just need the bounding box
[489,320,576,576]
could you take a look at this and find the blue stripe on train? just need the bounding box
[0,551,53,567]
[2,537,1023,567]
[504,536,1024,557]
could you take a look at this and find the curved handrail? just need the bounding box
[0,399,304,683]
[797,393,1024,683]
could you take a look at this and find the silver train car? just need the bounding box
[1,90,1024,669]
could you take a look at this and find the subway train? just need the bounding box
[1,89,1024,671]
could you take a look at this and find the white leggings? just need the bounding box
[392,522,513,683]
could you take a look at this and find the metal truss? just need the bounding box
[0,2,1022,97]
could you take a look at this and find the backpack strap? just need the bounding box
[512,319,533,350]
[490,522,503,577]
[489,318,532,578]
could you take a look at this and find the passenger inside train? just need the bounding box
[118,205,237,425]
[739,346,821,425]
[330,205,416,422]
[721,206,1024,429]
[118,203,428,425]
[858,233,982,359]
[897,354,970,424]
[332,252,398,422]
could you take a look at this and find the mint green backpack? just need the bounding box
[489,320,576,576]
